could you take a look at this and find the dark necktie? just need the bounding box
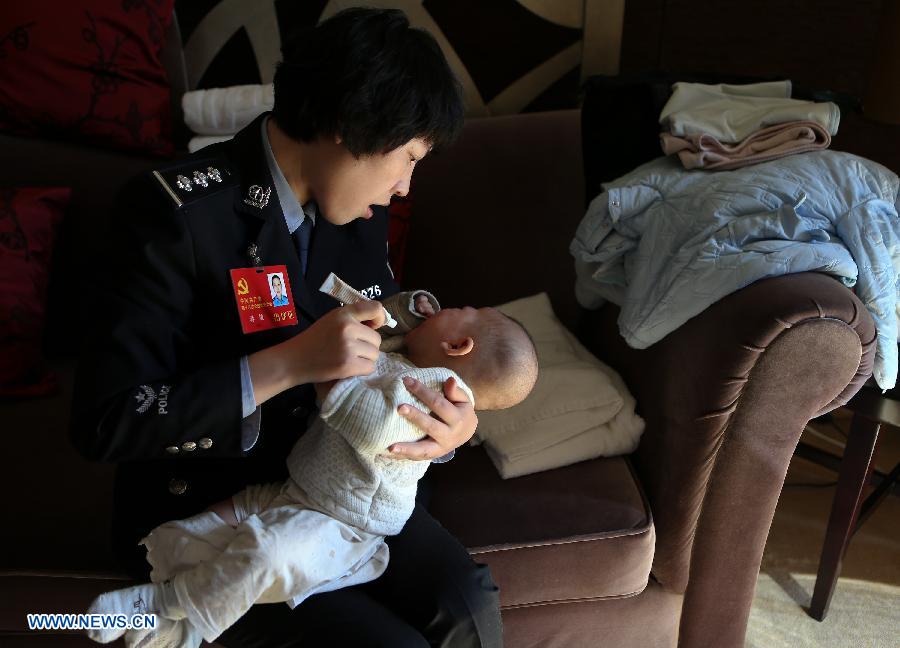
[291,216,313,276]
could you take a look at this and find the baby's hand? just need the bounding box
[414,294,435,318]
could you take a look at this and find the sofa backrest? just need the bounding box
[1,109,585,361]
[402,109,585,329]
[0,134,161,360]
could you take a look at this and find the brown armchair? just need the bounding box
[0,109,872,647]
[404,109,874,647]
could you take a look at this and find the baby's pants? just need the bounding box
[139,481,389,643]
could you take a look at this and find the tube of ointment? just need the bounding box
[319,272,397,328]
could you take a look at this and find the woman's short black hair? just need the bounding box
[272,7,464,157]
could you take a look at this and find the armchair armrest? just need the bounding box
[577,271,875,648]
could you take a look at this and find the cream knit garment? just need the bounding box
[287,352,474,536]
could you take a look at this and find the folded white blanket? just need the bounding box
[473,293,644,478]
[659,80,840,143]
[182,84,274,136]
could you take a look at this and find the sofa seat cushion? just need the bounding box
[428,446,654,608]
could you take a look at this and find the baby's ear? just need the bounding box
[441,337,474,357]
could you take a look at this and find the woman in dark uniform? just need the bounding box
[70,8,501,647]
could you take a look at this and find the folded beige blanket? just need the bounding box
[473,293,644,479]
[660,120,831,170]
[481,336,644,479]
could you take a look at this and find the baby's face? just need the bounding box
[405,305,538,410]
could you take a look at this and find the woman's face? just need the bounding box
[272,276,283,296]
[311,136,430,225]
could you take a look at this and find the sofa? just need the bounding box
[0,21,879,648]
[0,110,878,647]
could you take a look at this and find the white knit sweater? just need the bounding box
[287,352,474,536]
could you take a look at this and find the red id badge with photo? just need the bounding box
[230,264,298,334]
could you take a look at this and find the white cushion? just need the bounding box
[475,292,644,478]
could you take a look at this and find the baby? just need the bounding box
[86,289,538,648]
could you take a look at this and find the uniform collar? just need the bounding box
[260,116,317,234]
[225,112,346,322]
[228,112,281,222]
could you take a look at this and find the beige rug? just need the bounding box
[746,572,900,647]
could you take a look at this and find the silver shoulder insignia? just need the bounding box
[152,157,235,210]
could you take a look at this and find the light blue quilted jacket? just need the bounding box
[570,151,900,390]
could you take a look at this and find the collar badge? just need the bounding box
[244,184,271,209]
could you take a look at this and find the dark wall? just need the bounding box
[617,0,900,173]
[620,0,884,97]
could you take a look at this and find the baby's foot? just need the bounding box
[85,582,163,643]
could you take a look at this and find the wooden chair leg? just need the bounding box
[808,413,881,621]
[854,460,900,532]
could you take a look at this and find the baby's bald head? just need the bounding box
[405,306,538,410]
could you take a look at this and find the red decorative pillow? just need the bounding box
[0,0,175,156]
[0,187,69,397]
[387,194,413,284]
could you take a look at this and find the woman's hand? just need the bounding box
[388,376,477,460]
[313,380,337,407]
[288,300,387,383]
[248,300,386,405]
[314,379,338,403]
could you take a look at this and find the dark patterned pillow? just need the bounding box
[0,0,176,156]
[0,187,69,397]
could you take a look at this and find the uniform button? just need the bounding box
[168,478,188,496]
[198,437,213,450]
[291,406,309,419]
[181,441,197,452]
[165,446,180,455]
